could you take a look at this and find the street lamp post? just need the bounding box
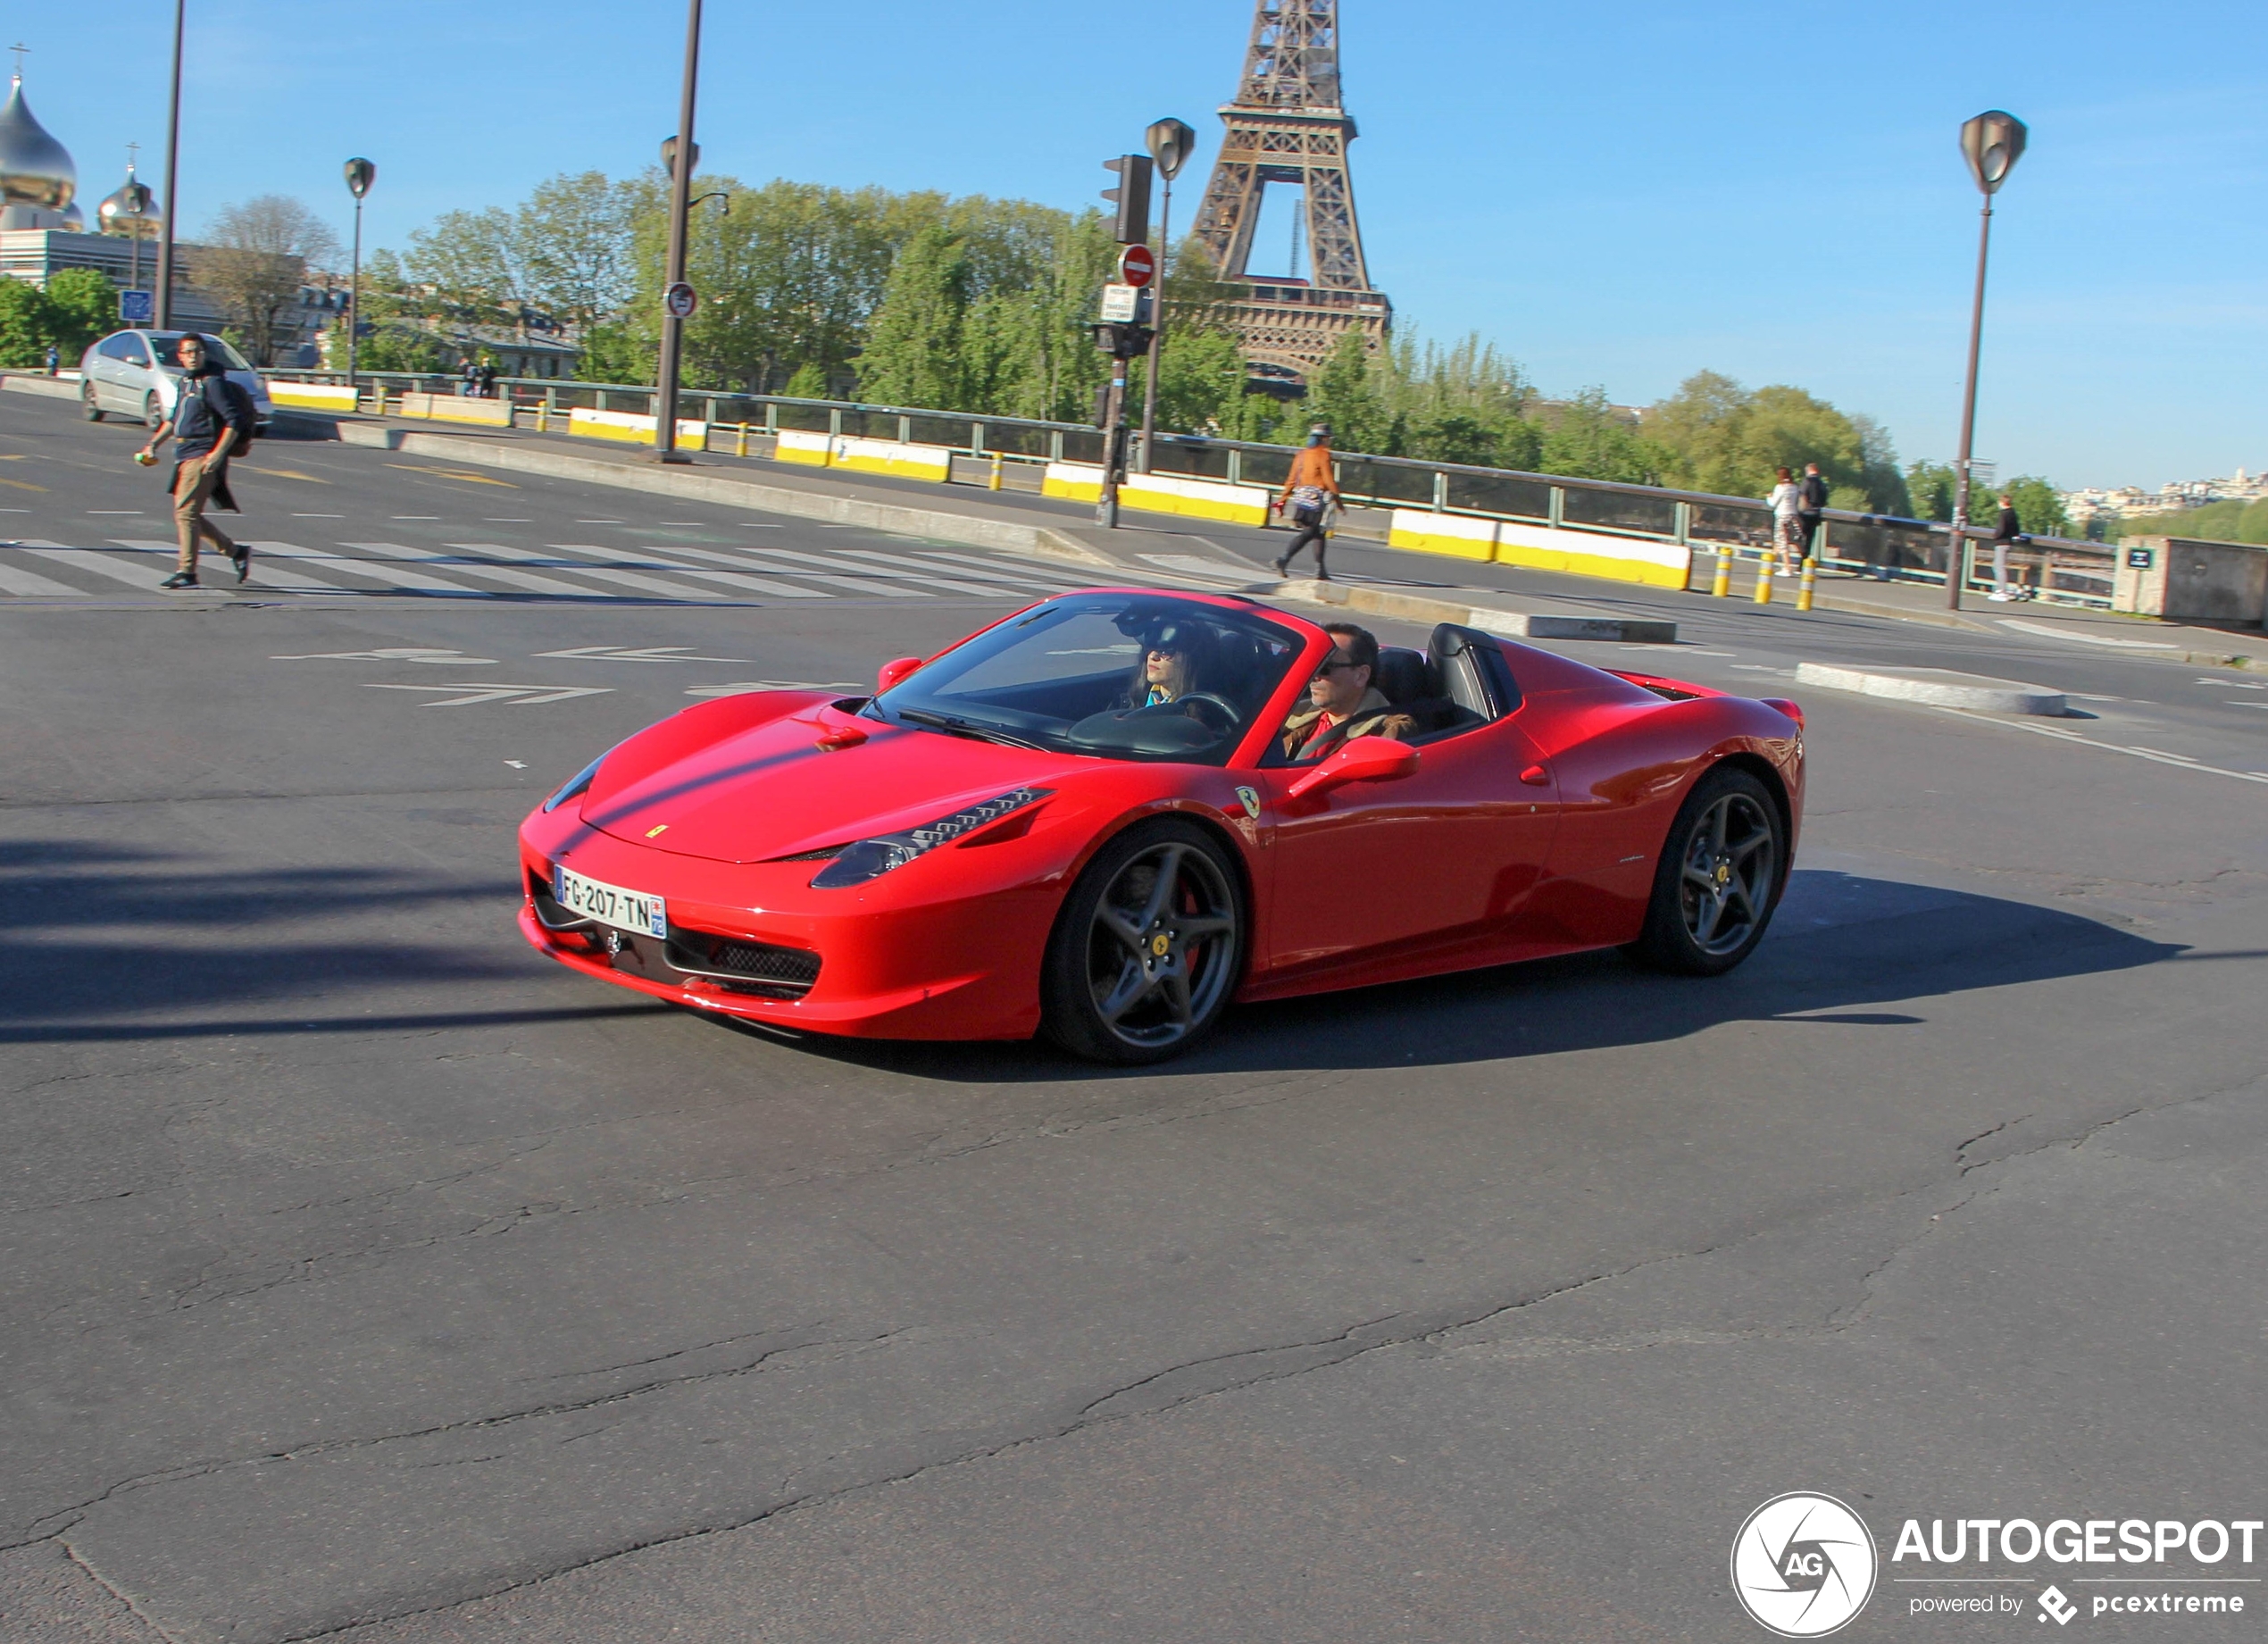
[1136,118,1195,475]
[654,0,704,464]
[153,0,184,330]
[1946,109,2027,611]
[343,158,375,396]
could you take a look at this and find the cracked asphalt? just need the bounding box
[3,406,2265,1641]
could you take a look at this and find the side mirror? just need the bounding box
[876,655,922,694]
[1286,735,1419,802]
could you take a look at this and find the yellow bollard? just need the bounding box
[736,421,749,458]
[1753,563,1774,605]
[536,401,549,434]
[988,452,1004,491]
[1711,544,1733,597]
[1797,560,1817,612]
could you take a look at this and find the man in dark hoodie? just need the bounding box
[138,333,256,589]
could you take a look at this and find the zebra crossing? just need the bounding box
[0,530,1262,605]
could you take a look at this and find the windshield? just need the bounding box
[866,594,1306,765]
[149,332,254,372]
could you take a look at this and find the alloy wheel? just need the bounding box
[1678,791,1776,956]
[1083,839,1238,1052]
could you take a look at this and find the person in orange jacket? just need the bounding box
[1272,423,1341,580]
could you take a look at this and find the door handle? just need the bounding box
[1520,764,1551,787]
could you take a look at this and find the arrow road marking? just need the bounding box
[533,645,762,663]
[363,684,615,707]
[684,680,863,697]
[275,647,498,664]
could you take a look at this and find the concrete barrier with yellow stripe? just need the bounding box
[1041,463,1271,526]
[398,392,514,428]
[772,428,952,482]
[567,406,708,446]
[1388,509,1693,590]
[268,381,360,413]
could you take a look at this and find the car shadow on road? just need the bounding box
[713,869,2182,1082]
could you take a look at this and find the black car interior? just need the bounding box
[1368,623,1523,741]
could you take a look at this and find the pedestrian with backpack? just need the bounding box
[137,333,256,588]
[1272,423,1341,581]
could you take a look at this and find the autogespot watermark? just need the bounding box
[1734,1498,2263,1631]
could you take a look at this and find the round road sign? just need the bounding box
[1117,245,1156,288]
[663,281,698,320]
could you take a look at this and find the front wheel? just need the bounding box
[1041,819,1245,1064]
[81,382,104,421]
[1629,766,1785,975]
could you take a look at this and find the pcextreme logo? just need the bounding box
[1732,1493,1879,1637]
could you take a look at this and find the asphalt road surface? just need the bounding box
[4,394,2264,1642]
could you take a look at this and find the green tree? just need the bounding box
[1997,477,2070,537]
[38,268,115,358]
[1306,328,1388,454]
[2109,498,2268,546]
[0,279,47,368]
[1538,388,1663,485]
[855,224,973,409]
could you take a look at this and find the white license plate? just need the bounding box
[552,864,668,939]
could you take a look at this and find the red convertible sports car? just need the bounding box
[518,589,1805,1063]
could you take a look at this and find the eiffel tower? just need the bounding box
[1190,0,1391,387]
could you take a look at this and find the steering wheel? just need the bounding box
[1131,692,1241,731]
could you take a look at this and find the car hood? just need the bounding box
[578,705,1107,865]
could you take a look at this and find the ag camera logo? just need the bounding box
[1732,1493,1879,1637]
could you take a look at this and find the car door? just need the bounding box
[1253,716,1562,982]
[116,333,154,414]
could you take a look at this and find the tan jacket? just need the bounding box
[1279,444,1341,505]
[1279,687,1411,761]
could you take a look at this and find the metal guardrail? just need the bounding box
[285,368,2114,608]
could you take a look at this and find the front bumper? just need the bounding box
[516,822,1061,1042]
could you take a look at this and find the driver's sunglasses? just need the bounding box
[1319,656,1363,674]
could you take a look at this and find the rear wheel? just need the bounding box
[142,391,166,430]
[81,382,104,421]
[1041,819,1244,1064]
[1630,766,1784,975]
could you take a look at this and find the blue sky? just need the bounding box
[18,0,2262,488]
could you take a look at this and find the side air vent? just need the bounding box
[664,929,822,998]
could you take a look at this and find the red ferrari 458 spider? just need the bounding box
[518,589,1804,1062]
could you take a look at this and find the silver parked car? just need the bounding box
[79,330,275,431]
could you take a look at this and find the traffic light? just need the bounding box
[1101,154,1153,245]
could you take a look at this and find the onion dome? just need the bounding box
[59,198,82,229]
[97,170,161,238]
[0,74,76,213]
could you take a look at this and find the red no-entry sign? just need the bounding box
[1117,245,1156,288]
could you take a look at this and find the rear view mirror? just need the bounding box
[876,655,922,694]
[1286,734,1419,801]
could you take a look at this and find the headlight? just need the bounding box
[542,754,605,814]
[810,788,1052,889]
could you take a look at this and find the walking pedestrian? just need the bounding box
[1798,461,1829,565]
[137,334,255,589]
[1272,423,1342,581]
[461,355,482,397]
[1766,466,1804,577]
[1987,493,2030,603]
[45,342,59,376]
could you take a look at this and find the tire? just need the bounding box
[142,391,166,430]
[1629,765,1785,976]
[1041,818,1245,1064]
[81,382,104,421]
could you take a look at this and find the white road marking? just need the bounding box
[441,541,732,602]
[684,680,863,697]
[1997,617,2179,651]
[1928,705,2268,788]
[655,545,925,598]
[18,541,184,589]
[545,542,829,600]
[258,541,491,596]
[363,683,615,707]
[2207,679,2265,689]
[535,646,759,663]
[111,538,353,595]
[274,647,497,664]
[0,559,85,595]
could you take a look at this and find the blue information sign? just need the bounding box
[118,289,154,325]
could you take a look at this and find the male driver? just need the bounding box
[138,335,254,589]
[1272,423,1341,581]
[1279,622,1412,760]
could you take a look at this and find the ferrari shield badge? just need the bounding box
[1235,787,1262,820]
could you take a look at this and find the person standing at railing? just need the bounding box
[1988,494,2031,603]
[1798,462,1829,565]
[1766,467,1805,578]
[1272,423,1342,581]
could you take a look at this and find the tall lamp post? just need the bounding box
[1136,118,1196,475]
[1945,109,2027,611]
[153,0,184,330]
[654,0,704,464]
[343,158,375,396]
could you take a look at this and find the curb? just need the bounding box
[275,412,1118,571]
[1793,661,2067,716]
[1265,577,1677,644]
[1,374,81,402]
